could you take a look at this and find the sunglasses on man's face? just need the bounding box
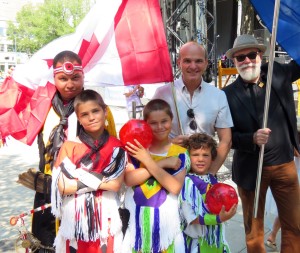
[187,109,197,130]
[234,51,260,62]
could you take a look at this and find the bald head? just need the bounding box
[178,41,208,61]
[177,41,208,92]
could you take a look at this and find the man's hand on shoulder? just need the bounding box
[171,135,189,146]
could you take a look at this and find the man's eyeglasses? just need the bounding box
[187,109,197,130]
[234,51,260,62]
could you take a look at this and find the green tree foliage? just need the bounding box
[7,0,95,55]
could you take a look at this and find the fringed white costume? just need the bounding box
[51,136,126,253]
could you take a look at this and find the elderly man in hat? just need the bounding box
[223,34,300,252]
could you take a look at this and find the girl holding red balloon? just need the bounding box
[122,99,190,252]
[179,133,237,253]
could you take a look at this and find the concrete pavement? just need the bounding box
[222,178,281,253]
[0,139,37,253]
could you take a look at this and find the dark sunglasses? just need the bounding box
[234,51,260,62]
[187,109,197,130]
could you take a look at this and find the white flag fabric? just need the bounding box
[0,0,173,144]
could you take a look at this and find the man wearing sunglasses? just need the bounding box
[223,34,300,253]
[153,41,233,175]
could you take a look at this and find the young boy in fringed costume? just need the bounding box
[123,99,190,252]
[51,90,126,253]
[31,51,117,252]
[179,133,237,253]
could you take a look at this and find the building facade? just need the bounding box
[0,0,43,75]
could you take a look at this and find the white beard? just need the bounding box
[237,63,261,82]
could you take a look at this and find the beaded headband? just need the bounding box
[53,61,83,75]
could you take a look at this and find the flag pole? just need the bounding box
[253,0,281,218]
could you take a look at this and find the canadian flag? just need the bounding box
[0,0,173,145]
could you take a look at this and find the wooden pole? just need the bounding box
[253,0,281,218]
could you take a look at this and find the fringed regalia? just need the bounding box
[32,93,79,252]
[51,135,126,253]
[124,144,190,253]
[179,173,230,253]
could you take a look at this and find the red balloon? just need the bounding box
[206,183,238,214]
[119,119,153,148]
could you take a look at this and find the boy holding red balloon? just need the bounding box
[179,133,237,253]
[122,99,190,252]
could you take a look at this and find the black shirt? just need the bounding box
[243,81,294,165]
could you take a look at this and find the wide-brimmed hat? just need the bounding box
[226,34,267,59]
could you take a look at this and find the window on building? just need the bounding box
[0,27,5,37]
[0,44,4,52]
[7,44,14,52]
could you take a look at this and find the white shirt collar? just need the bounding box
[179,76,203,93]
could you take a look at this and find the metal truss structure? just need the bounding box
[160,0,218,86]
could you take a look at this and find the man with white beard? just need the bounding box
[223,34,300,253]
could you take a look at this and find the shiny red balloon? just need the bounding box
[119,119,153,148]
[206,183,238,214]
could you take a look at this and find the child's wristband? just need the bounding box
[76,180,94,194]
[77,180,86,190]
[76,168,102,190]
[201,214,221,225]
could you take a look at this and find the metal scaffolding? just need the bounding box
[160,0,218,86]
